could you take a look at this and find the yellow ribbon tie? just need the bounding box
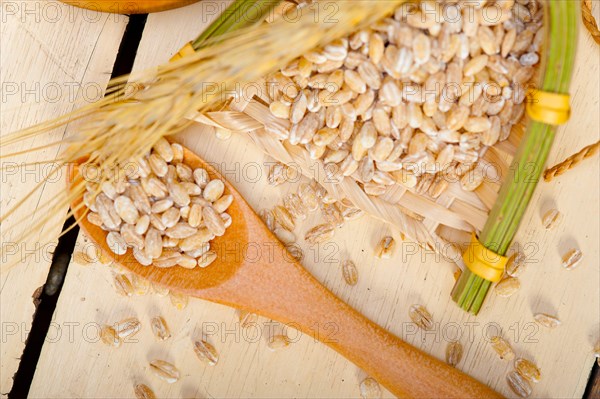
[526,89,571,125]
[462,233,508,282]
[170,42,196,62]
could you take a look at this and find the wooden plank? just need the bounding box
[29,4,599,399]
[132,0,233,69]
[0,1,127,394]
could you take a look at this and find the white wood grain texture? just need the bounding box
[29,4,599,399]
[132,0,233,70]
[0,1,127,395]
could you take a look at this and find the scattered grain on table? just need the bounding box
[445,341,463,367]
[359,377,382,399]
[506,370,532,398]
[541,208,561,229]
[490,336,515,360]
[562,248,583,270]
[150,316,171,341]
[341,260,359,286]
[515,358,541,383]
[409,304,433,331]
[149,360,180,384]
[134,384,156,399]
[494,277,521,297]
[194,339,219,366]
[533,313,561,329]
[375,236,395,259]
[268,334,291,351]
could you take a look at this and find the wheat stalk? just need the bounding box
[0,1,404,271]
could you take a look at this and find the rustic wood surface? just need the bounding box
[0,1,127,394]
[66,145,502,398]
[4,1,598,398]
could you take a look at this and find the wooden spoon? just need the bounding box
[59,0,199,14]
[68,145,501,398]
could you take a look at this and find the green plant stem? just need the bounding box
[191,0,282,50]
[451,1,578,314]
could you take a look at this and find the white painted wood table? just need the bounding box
[0,1,127,394]
[1,1,599,398]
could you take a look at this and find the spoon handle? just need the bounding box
[209,238,502,398]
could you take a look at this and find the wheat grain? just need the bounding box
[494,277,521,297]
[305,224,335,244]
[149,360,180,384]
[506,371,532,398]
[134,384,156,399]
[268,334,291,351]
[409,304,433,330]
[541,208,561,229]
[562,249,583,270]
[150,316,171,341]
[341,260,359,286]
[490,336,515,360]
[100,325,121,347]
[533,313,561,329]
[359,377,382,399]
[515,358,541,383]
[113,274,135,297]
[266,0,543,202]
[115,317,142,339]
[506,252,526,277]
[445,341,463,367]
[83,150,230,269]
[194,340,219,366]
[375,236,396,259]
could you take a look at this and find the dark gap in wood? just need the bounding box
[111,14,149,79]
[9,215,80,398]
[584,361,600,399]
[8,13,148,398]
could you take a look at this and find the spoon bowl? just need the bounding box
[71,147,250,291]
[68,143,502,398]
